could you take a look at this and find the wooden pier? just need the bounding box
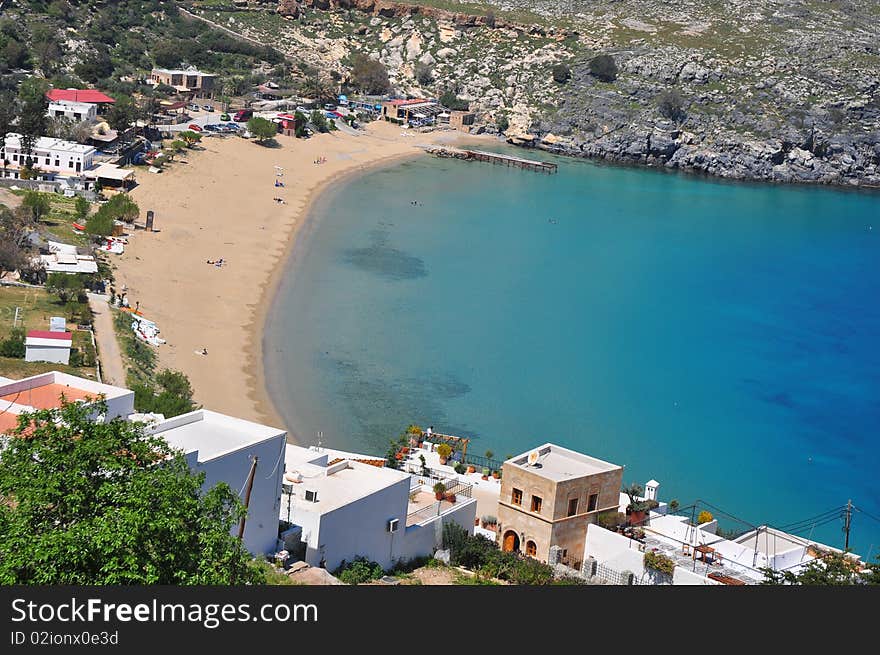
[423,146,557,174]
[463,149,557,174]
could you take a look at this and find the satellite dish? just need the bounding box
[527,450,540,466]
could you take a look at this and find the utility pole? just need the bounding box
[237,456,259,541]
[844,499,853,551]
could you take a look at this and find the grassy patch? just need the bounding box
[112,307,156,388]
[0,356,98,381]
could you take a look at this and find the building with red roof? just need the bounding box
[46,88,116,104]
[24,330,72,365]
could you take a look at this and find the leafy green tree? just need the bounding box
[179,130,202,147]
[335,557,384,584]
[496,114,509,133]
[75,47,114,83]
[247,116,277,143]
[0,400,262,584]
[440,88,469,111]
[0,327,25,358]
[657,89,686,123]
[74,195,91,222]
[102,193,140,223]
[17,78,50,166]
[105,94,138,131]
[85,207,114,236]
[552,63,571,83]
[761,551,879,585]
[0,90,17,173]
[21,191,51,221]
[351,54,390,94]
[589,54,618,82]
[310,109,329,133]
[132,369,198,418]
[46,271,84,303]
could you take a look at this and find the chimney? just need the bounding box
[645,479,659,501]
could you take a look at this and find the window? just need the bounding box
[531,495,542,513]
[567,498,578,517]
[511,488,522,506]
[304,490,319,503]
[526,540,537,557]
[588,493,599,512]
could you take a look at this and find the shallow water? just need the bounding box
[265,152,880,554]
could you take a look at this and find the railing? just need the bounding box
[461,453,505,472]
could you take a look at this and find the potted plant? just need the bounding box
[481,467,490,480]
[491,469,500,479]
[466,464,476,474]
[433,482,446,501]
[481,515,498,530]
[623,483,658,526]
[445,491,456,503]
[436,443,452,465]
[644,550,675,577]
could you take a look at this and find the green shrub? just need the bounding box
[0,328,25,358]
[589,54,618,82]
[454,462,466,474]
[644,550,675,576]
[597,510,626,530]
[552,63,571,83]
[335,557,385,585]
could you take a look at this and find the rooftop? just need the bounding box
[4,133,96,155]
[46,89,116,104]
[151,67,216,77]
[147,409,286,462]
[283,444,409,514]
[506,443,623,481]
[26,330,71,341]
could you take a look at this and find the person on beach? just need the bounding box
[202,348,208,356]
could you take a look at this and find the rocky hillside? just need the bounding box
[191,0,880,187]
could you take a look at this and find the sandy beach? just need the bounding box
[115,121,492,435]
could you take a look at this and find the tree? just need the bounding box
[0,327,25,357]
[0,90,17,174]
[309,109,328,133]
[761,551,879,586]
[415,62,434,86]
[46,271,84,303]
[657,89,686,122]
[75,47,114,83]
[351,54,390,95]
[247,116,277,143]
[0,240,24,279]
[85,207,114,236]
[74,196,91,222]
[152,39,186,69]
[440,88,469,111]
[30,23,62,74]
[552,63,571,84]
[17,78,50,167]
[105,94,138,131]
[485,9,496,28]
[179,130,202,147]
[102,193,140,223]
[21,191,51,222]
[589,54,618,82]
[0,400,262,584]
[0,204,36,249]
[132,369,198,418]
[496,114,509,133]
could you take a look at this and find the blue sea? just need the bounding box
[264,149,880,556]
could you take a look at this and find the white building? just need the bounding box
[144,410,288,557]
[47,100,98,124]
[0,371,135,435]
[24,330,72,365]
[1,133,96,179]
[282,443,477,571]
[39,241,98,274]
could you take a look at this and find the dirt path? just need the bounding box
[88,293,126,387]
[0,188,23,210]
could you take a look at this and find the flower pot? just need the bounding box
[445,492,456,503]
[481,475,489,481]
[435,492,445,501]
[439,457,447,465]
[492,471,500,479]
[466,466,476,474]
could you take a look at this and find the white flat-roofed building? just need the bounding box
[0,371,135,435]
[47,100,98,124]
[24,330,72,365]
[282,443,477,571]
[39,241,98,274]
[145,410,287,556]
[1,133,96,179]
[149,67,216,93]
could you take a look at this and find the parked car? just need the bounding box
[202,104,214,112]
[187,124,202,132]
[234,109,254,122]
[188,103,200,112]
[323,103,336,110]
[203,124,221,132]
[220,113,230,121]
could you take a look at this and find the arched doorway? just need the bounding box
[525,540,537,558]
[502,530,520,553]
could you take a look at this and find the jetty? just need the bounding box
[424,146,557,174]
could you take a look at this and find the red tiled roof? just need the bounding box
[46,89,116,104]
[26,330,71,341]
[0,383,93,410]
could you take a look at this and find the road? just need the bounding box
[88,293,126,387]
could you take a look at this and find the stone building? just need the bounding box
[496,443,623,568]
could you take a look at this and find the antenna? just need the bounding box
[527,450,539,466]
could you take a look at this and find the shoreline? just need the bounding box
[248,150,426,444]
[116,122,496,443]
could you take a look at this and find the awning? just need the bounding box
[84,163,135,181]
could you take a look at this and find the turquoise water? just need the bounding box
[264,151,880,555]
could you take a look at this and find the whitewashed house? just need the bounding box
[144,410,288,556]
[39,240,98,274]
[47,100,98,124]
[1,133,96,179]
[24,330,72,365]
[281,444,477,571]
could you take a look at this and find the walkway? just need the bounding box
[87,293,126,386]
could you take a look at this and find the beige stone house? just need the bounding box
[497,443,623,568]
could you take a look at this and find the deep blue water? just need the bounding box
[264,151,880,555]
